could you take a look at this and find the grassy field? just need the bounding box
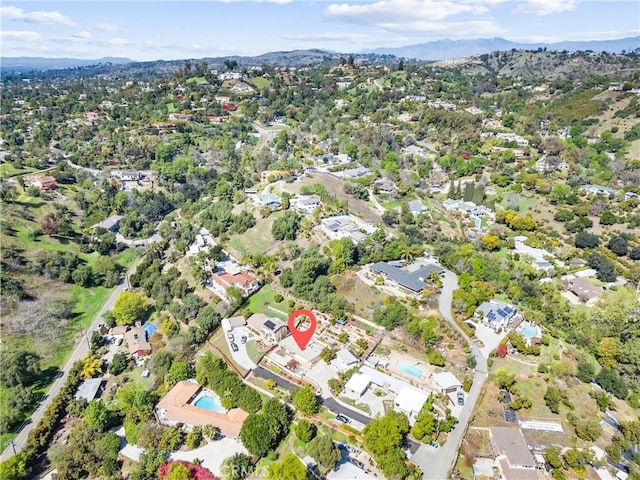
[228,214,280,256]
[246,340,265,364]
[251,77,271,89]
[186,76,206,84]
[166,102,177,113]
[382,199,404,210]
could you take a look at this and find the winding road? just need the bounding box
[411,269,489,480]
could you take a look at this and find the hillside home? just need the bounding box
[490,427,537,480]
[211,271,259,300]
[567,277,602,306]
[581,184,619,196]
[291,195,322,214]
[321,215,375,243]
[255,193,282,211]
[474,300,517,332]
[432,371,462,394]
[91,214,122,232]
[369,261,444,295]
[32,175,57,191]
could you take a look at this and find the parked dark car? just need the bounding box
[335,414,350,424]
[348,458,365,469]
[230,342,239,352]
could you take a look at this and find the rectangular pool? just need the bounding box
[395,361,422,378]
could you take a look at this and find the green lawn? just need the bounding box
[246,285,288,319]
[382,199,404,210]
[251,77,271,89]
[246,340,265,364]
[186,76,206,84]
[0,163,36,177]
[166,102,177,113]
[228,216,279,256]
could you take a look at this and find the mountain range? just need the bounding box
[367,36,640,60]
[1,56,133,72]
[1,36,639,73]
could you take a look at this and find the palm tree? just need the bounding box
[400,247,414,263]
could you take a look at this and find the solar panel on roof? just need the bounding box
[264,320,276,330]
[497,309,507,317]
[504,307,513,314]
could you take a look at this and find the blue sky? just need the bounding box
[1,1,638,60]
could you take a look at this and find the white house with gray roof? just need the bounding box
[475,300,517,332]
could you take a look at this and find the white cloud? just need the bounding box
[282,32,377,42]
[0,6,77,27]
[0,30,42,42]
[96,22,119,32]
[514,29,640,43]
[214,0,292,3]
[324,0,486,24]
[72,31,93,40]
[513,0,576,16]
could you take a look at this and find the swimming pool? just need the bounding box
[521,326,539,339]
[193,395,225,413]
[395,361,422,378]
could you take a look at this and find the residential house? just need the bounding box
[155,381,249,438]
[32,175,57,191]
[247,313,289,342]
[432,372,462,394]
[211,271,260,299]
[255,193,282,211]
[168,113,192,122]
[86,112,100,122]
[75,378,104,402]
[222,316,246,332]
[279,335,323,369]
[490,427,537,480]
[338,166,370,179]
[624,191,640,201]
[395,387,430,421]
[291,195,322,214]
[332,349,359,372]
[465,106,483,115]
[369,261,444,294]
[408,200,428,215]
[344,372,372,397]
[581,184,619,196]
[124,327,151,357]
[402,145,429,159]
[91,214,122,232]
[375,178,396,193]
[321,215,375,244]
[474,300,517,332]
[567,278,602,306]
[496,132,529,147]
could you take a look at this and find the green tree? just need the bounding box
[240,414,273,457]
[185,426,203,449]
[220,453,253,480]
[0,451,32,480]
[363,411,409,458]
[295,419,316,443]
[165,361,192,388]
[292,385,318,415]
[108,353,128,375]
[84,400,111,432]
[0,349,40,387]
[113,291,148,325]
[320,347,337,363]
[266,453,308,480]
[307,434,341,470]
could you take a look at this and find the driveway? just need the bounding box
[410,268,489,479]
[320,397,371,426]
[253,366,298,390]
[114,425,248,478]
[225,327,257,371]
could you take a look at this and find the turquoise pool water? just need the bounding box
[521,326,539,338]
[395,361,422,378]
[194,395,225,413]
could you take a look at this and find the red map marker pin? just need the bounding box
[288,309,317,351]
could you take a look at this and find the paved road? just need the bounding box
[252,367,375,427]
[411,269,488,480]
[0,263,139,461]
